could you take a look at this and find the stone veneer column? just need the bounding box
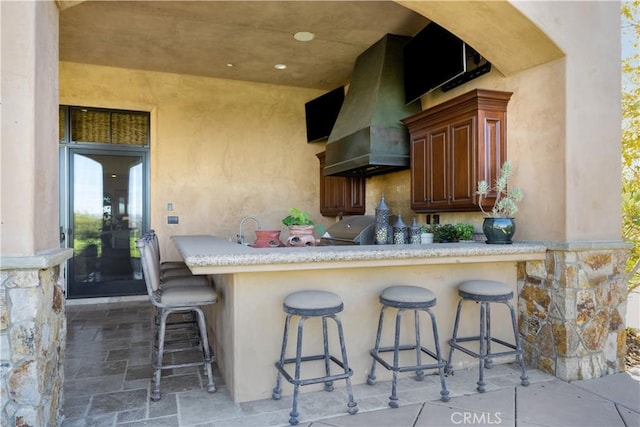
[1,249,71,427]
[518,243,631,380]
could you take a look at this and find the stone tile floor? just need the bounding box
[62,300,639,427]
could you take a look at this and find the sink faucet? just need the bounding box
[237,216,261,245]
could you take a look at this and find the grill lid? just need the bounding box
[320,215,376,245]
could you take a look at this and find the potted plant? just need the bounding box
[419,224,434,244]
[282,208,318,247]
[454,223,475,242]
[476,161,524,244]
[433,223,458,243]
[282,207,314,227]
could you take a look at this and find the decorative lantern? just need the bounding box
[375,194,390,245]
[393,213,408,245]
[410,217,421,244]
[387,224,394,245]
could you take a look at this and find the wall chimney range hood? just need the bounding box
[323,34,420,177]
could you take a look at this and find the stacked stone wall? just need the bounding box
[1,266,66,427]
[519,245,630,380]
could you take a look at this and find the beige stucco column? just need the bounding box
[512,1,623,242]
[1,2,72,426]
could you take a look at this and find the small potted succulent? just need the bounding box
[476,161,524,244]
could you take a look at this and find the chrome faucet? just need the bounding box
[237,216,261,245]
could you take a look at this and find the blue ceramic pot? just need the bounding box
[482,217,515,244]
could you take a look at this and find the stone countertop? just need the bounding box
[171,235,547,274]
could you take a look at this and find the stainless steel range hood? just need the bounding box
[323,34,420,177]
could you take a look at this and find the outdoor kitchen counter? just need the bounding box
[171,234,547,274]
[170,235,547,403]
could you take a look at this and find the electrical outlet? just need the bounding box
[167,203,173,211]
[167,216,179,224]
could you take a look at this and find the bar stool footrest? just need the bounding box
[449,337,521,360]
[153,358,214,371]
[158,342,213,355]
[275,355,353,387]
[370,345,445,373]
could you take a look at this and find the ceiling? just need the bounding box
[59,1,430,91]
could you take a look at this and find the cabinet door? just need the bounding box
[476,109,507,203]
[317,152,365,216]
[426,125,449,209]
[411,134,427,210]
[404,89,511,214]
[411,125,448,211]
[449,115,476,208]
[345,176,365,212]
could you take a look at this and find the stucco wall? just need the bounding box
[60,63,335,260]
[1,0,60,255]
[365,59,568,243]
[209,261,520,402]
[59,0,622,260]
[513,1,622,242]
[58,56,563,252]
[381,0,621,243]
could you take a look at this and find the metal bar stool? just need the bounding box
[146,230,193,280]
[137,236,218,402]
[367,285,449,408]
[144,231,205,349]
[445,280,529,392]
[272,290,358,425]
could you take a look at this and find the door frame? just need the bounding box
[59,143,150,298]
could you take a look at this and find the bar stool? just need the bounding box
[445,280,529,392]
[146,230,193,281]
[367,285,449,408]
[143,231,205,344]
[137,236,218,402]
[272,290,358,425]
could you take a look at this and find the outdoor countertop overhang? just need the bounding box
[171,235,547,274]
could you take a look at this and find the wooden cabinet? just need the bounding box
[403,89,512,213]
[316,151,365,217]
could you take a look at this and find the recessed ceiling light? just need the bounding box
[226,63,234,68]
[294,31,315,42]
[274,64,287,70]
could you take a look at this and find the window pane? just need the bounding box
[112,112,149,145]
[59,107,66,142]
[71,109,110,143]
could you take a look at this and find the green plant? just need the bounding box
[454,223,475,240]
[419,224,434,234]
[282,208,314,226]
[476,161,524,218]
[433,223,458,243]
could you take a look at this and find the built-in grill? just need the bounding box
[319,215,376,246]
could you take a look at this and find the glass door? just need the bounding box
[66,150,147,299]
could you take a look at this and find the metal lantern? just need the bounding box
[410,217,421,244]
[393,213,408,245]
[375,194,390,245]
